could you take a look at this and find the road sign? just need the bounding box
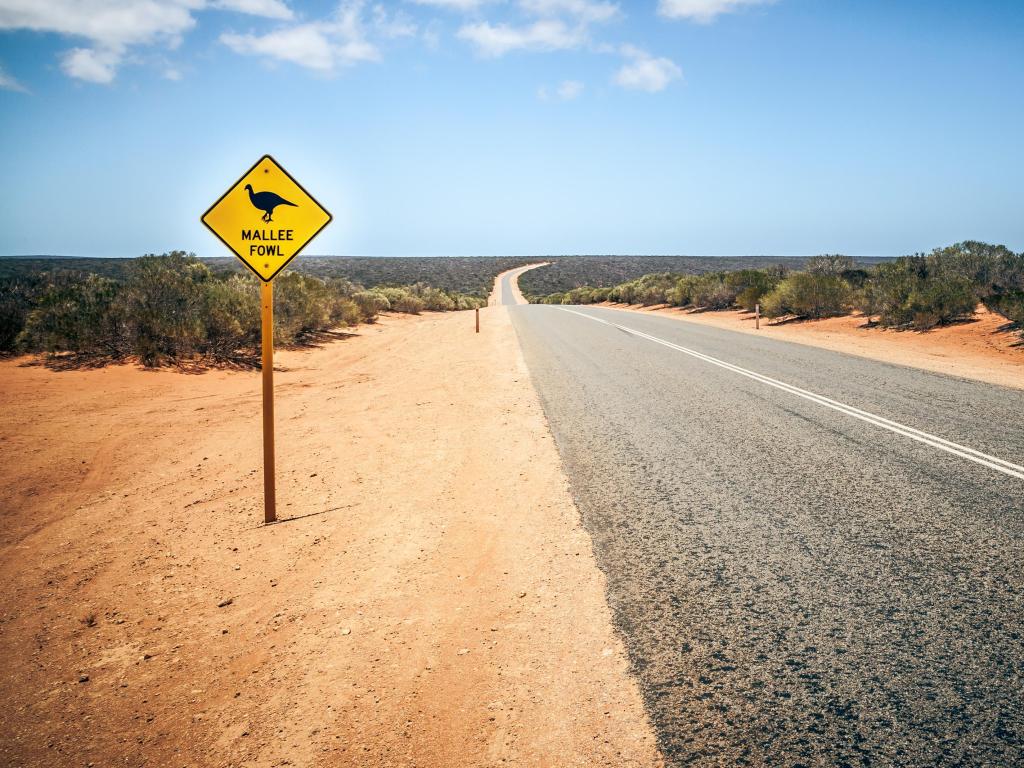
[201,155,332,282]
[200,155,332,524]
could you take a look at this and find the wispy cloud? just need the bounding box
[539,78,584,100]
[614,45,681,92]
[221,3,380,71]
[520,0,619,24]
[61,46,121,83]
[213,0,294,21]
[458,19,583,57]
[456,0,617,57]
[0,62,27,92]
[373,4,418,38]
[0,0,296,83]
[658,0,774,23]
[407,0,493,10]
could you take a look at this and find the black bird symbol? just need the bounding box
[244,184,297,222]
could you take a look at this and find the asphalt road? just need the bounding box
[507,300,1024,766]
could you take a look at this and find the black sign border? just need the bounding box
[200,154,333,283]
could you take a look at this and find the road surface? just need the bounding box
[493,263,546,306]
[507,297,1024,766]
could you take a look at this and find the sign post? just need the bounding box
[261,280,276,523]
[201,155,332,524]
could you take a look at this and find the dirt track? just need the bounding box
[0,306,660,767]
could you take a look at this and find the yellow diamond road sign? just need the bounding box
[201,155,332,282]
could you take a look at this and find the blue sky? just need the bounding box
[0,0,1022,258]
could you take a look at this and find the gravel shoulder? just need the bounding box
[0,308,660,767]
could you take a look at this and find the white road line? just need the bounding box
[559,307,1024,481]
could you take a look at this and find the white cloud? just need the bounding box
[163,66,183,80]
[614,46,680,92]
[220,2,380,71]
[457,19,583,57]
[538,78,582,100]
[658,0,773,23]
[556,78,583,98]
[0,63,27,91]
[519,0,618,24]
[373,4,417,38]
[0,0,295,83]
[407,0,491,10]
[212,0,293,20]
[61,46,121,83]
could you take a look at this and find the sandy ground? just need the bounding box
[597,303,1024,391]
[0,307,661,767]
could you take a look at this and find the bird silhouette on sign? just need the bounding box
[244,184,297,222]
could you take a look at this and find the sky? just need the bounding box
[0,0,1022,258]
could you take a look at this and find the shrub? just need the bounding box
[273,272,331,344]
[353,290,390,317]
[0,276,43,352]
[391,292,426,314]
[725,270,779,311]
[410,284,456,311]
[537,292,566,304]
[761,273,851,319]
[112,253,211,364]
[986,292,1024,328]
[18,272,121,354]
[858,256,978,329]
[687,273,730,309]
[202,275,260,357]
[905,276,977,330]
[806,254,855,275]
[331,297,364,327]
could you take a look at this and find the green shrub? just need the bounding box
[725,270,779,311]
[536,292,566,304]
[272,272,331,344]
[761,273,851,319]
[805,254,855,276]
[202,275,260,357]
[391,293,426,314]
[905,276,977,329]
[353,290,390,317]
[18,272,121,354]
[986,292,1024,327]
[0,275,45,352]
[113,253,211,364]
[859,255,978,329]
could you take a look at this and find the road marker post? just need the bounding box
[201,155,332,524]
[755,303,760,330]
[476,307,480,333]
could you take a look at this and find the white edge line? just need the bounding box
[558,307,1024,482]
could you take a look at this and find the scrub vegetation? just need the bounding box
[530,242,1024,336]
[0,255,533,300]
[0,252,486,366]
[514,255,890,297]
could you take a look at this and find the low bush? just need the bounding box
[18,272,122,355]
[1,251,485,366]
[761,273,852,319]
[857,254,978,329]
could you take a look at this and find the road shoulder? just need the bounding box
[0,308,661,767]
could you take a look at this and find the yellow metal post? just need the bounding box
[261,280,277,524]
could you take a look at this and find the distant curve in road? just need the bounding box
[509,301,1024,767]
[496,263,547,306]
